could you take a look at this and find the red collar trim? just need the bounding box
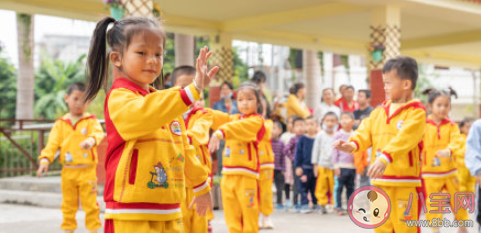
[111,78,156,97]
[59,114,96,130]
[382,100,426,124]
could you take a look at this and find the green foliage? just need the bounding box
[232,46,249,87]
[163,33,175,75]
[0,56,17,121]
[17,13,32,61]
[34,52,86,120]
[414,65,439,105]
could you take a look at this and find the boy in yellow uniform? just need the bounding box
[334,56,425,233]
[173,65,215,233]
[37,83,104,233]
[258,119,275,229]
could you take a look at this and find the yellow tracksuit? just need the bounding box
[103,78,210,233]
[422,117,468,231]
[350,100,426,233]
[182,107,214,233]
[454,134,476,193]
[258,120,275,216]
[213,112,265,233]
[38,113,104,232]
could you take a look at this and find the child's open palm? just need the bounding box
[79,137,96,150]
[194,46,219,90]
[190,192,213,216]
[333,139,354,153]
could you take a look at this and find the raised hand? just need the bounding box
[333,139,355,153]
[194,46,219,90]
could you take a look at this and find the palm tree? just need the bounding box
[15,13,34,120]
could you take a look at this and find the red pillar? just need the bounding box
[370,69,385,107]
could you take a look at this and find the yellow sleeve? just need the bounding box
[288,95,310,118]
[215,115,264,142]
[38,121,62,164]
[447,124,464,160]
[187,111,213,147]
[349,110,374,153]
[88,118,105,146]
[107,84,199,141]
[208,108,236,131]
[380,108,426,165]
[180,117,210,196]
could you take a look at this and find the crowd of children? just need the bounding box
[35,15,479,233]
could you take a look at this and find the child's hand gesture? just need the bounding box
[295,167,303,177]
[334,168,340,178]
[333,139,355,153]
[208,134,221,154]
[37,162,49,178]
[80,137,96,150]
[436,149,451,158]
[194,46,219,90]
[367,158,387,178]
[190,192,213,216]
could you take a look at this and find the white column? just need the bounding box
[303,50,321,109]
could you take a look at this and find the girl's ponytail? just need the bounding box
[447,87,458,99]
[85,17,116,102]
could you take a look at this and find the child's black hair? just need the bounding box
[306,115,316,122]
[289,82,305,95]
[85,16,166,102]
[320,112,339,125]
[340,111,355,120]
[273,120,284,134]
[237,82,263,115]
[382,56,418,90]
[421,87,458,104]
[251,71,267,84]
[171,65,196,86]
[459,118,473,129]
[292,116,305,126]
[67,82,86,95]
[221,81,234,91]
[358,89,371,99]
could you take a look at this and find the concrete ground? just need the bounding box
[0,203,478,233]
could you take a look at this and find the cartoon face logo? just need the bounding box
[349,186,391,229]
[170,121,182,136]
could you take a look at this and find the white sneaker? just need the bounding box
[263,215,274,229]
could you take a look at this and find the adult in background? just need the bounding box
[251,71,271,118]
[286,82,310,121]
[212,81,239,114]
[334,85,358,112]
[313,88,341,123]
[353,89,373,128]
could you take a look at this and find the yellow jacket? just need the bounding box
[258,119,275,170]
[421,117,463,179]
[103,78,210,221]
[38,113,104,166]
[286,94,310,119]
[184,107,213,185]
[349,100,426,187]
[213,111,266,179]
[455,134,467,168]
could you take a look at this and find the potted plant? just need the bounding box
[104,0,124,20]
[153,3,162,19]
[368,43,385,62]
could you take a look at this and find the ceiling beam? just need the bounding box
[222,2,365,33]
[402,30,481,50]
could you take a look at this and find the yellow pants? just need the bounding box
[105,219,183,233]
[181,187,213,233]
[425,177,469,231]
[221,175,259,233]
[259,169,274,216]
[61,166,101,232]
[458,167,476,193]
[374,186,419,233]
[315,167,334,206]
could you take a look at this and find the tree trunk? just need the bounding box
[15,13,34,120]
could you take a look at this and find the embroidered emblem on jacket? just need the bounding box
[148,162,169,189]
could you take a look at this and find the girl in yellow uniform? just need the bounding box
[84,16,219,233]
[258,119,275,229]
[209,82,266,233]
[421,88,468,233]
[456,120,475,193]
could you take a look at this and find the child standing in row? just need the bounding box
[421,89,469,233]
[311,112,338,214]
[209,82,266,233]
[335,56,426,233]
[284,117,306,211]
[295,116,318,213]
[332,112,356,216]
[85,16,218,233]
[280,116,296,208]
[172,65,215,233]
[37,83,104,233]
[457,119,475,193]
[271,121,286,210]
